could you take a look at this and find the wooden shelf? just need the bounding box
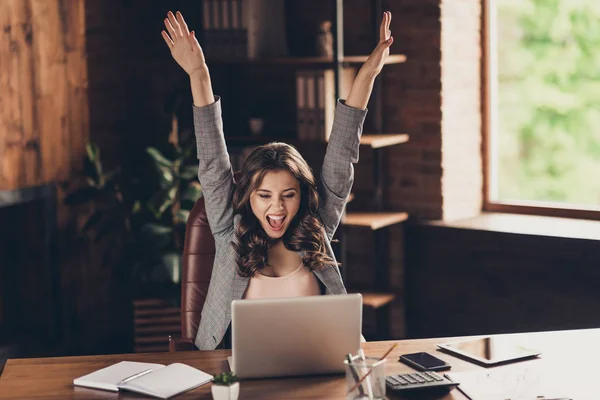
[360,134,409,149]
[343,211,409,230]
[360,292,396,309]
[210,54,406,68]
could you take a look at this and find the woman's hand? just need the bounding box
[361,11,393,77]
[161,11,206,77]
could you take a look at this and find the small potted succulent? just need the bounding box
[211,372,239,400]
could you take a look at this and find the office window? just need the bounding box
[484,0,600,218]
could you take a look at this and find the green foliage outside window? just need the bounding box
[495,0,600,207]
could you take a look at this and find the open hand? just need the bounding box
[161,11,206,76]
[362,11,393,77]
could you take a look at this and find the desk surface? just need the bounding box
[1,329,599,399]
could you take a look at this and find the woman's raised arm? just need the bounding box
[162,11,214,106]
[162,11,235,236]
[318,12,393,239]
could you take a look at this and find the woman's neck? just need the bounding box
[264,240,302,277]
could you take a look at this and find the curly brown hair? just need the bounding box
[232,142,337,277]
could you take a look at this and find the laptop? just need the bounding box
[228,294,362,379]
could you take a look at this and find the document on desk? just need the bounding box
[446,369,571,400]
[73,361,213,398]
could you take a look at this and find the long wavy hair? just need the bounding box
[232,142,336,277]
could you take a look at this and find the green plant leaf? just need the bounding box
[64,186,100,205]
[182,182,203,203]
[146,147,173,168]
[180,165,198,180]
[85,143,103,183]
[147,186,177,219]
[139,223,172,250]
[176,210,190,224]
[161,252,181,284]
[212,372,238,386]
[83,158,100,186]
[181,143,195,159]
[132,200,142,215]
[147,252,180,284]
[86,142,99,164]
[158,165,175,188]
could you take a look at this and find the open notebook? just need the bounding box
[73,361,213,399]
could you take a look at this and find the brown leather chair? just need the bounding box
[168,195,216,351]
[169,173,239,352]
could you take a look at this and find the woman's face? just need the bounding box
[250,169,301,239]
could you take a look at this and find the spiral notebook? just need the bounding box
[73,361,213,399]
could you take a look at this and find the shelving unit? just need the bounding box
[202,0,409,339]
[331,0,409,340]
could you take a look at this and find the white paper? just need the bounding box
[119,363,213,399]
[73,361,163,392]
[446,369,570,400]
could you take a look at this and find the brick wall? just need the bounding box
[440,0,483,221]
[382,0,482,221]
[383,0,444,220]
[368,0,481,337]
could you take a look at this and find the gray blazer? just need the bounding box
[192,96,368,350]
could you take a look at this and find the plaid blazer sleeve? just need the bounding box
[193,96,235,236]
[319,99,368,240]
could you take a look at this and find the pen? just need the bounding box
[358,349,374,399]
[346,354,366,397]
[534,398,571,400]
[348,343,398,395]
[117,368,155,386]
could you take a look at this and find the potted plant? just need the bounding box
[211,372,239,400]
[64,141,202,296]
[64,137,203,351]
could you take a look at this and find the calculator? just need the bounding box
[385,371,459,392]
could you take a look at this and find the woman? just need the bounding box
[162,10,394,350]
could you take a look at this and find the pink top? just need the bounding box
[243,263,321,300]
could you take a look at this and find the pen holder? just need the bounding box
[344,355,386,400]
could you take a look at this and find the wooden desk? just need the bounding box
[1,329,599,399]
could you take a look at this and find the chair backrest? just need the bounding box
[180,196,216,342]
[181,172,239,344]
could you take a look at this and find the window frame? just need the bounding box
[481,0,600,221]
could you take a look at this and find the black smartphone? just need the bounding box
[399,352,451,371]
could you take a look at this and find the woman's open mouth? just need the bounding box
[266,214,286,231]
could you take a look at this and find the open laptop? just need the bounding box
[228,294,362,379]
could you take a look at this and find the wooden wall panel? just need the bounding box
[0,0,88,190]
